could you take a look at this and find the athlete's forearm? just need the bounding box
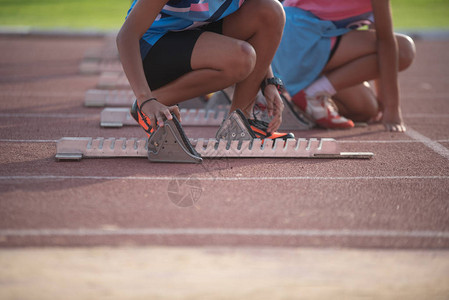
[116,0,168,104]
[116,31,152,104]
[372,0,399,111]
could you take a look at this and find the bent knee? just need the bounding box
[253,0,285,32]
[396,34,416,70]
[224,41,256,81]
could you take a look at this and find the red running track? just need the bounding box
[0,35,448,249]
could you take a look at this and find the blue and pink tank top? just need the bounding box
[127,0,245,59]
[283,0,373,26]
[272,0,374,97]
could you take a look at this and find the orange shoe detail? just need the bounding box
[131,100,154,137]
[248,119,294,140]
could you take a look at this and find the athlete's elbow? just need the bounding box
[116,28,132,55]
[116,28,126,50]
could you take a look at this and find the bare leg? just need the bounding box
[151,0,285,119]
[222,0,285,116]
[152,32,256,106]
[333,82,378,122]
[322,30,415,120]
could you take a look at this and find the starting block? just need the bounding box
[97,90,314,131]
[55,136,373,161]
[147,114,202,163]
[85,89,212,109]
[253,92,315,131]
[85,89,135,107]
[86,86,314,131]
[97,72,130,89]
[56,110,373,162]
[79,60,122,75]
[83,35,118,61]
[100,107,228,127]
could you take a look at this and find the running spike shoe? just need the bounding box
[130,100,154,138]
[247,118,294,140]
[291,91,354,129]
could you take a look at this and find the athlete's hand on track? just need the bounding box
[382,106,406,132]
[263,85,284,133]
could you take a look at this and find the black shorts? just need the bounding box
[327,35,342,63]
[143,20,223,90]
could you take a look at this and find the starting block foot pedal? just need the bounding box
[148,114,202,164]
[279,94,315,130]
[253,91,315,130]
[215,109,256,142]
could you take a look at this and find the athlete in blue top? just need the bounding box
[116,0,292,140]
[273,0,415,132]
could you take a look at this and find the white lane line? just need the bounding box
[406,128,449,160]
[0,139,432,143]
[1,228,448,239]
[0,113,447,119]
[0,175,448,181]
[0,139,57,143]
[338,140,418,144]
[0,91,84,97]
[402,94,448,99]
[404,113,449,118]
[0,139,449,144]
[339,139,449,143]
[0,113,96,118]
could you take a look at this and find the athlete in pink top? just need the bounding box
[277,0,415,132]
[284,0,372,21]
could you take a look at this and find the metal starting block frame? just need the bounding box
[86,87,314,130]
[100,107,228,127]
[79,60,122,75]
[97,96,314,131]
[85,89,135,107]
[85,89,211,108]
[97,72,130,89]
[55,136,373,161]
[80,37,120,74]
[56,110,373,162]
[83,35,118,61]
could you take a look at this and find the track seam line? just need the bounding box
[0,113,96,118]
[1,228,448,239]
[406,128,449,160]
[0,175,448,181]
[403,113,449,118]
[0,139,58,143]
[0,113,448,119]
[2,139,449,144]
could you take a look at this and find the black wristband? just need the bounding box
[260,77,284,96]
[139,97,157,109]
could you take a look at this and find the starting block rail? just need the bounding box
[83,35,118,61]
[79,60,122,75]
[98,107,313,131]
[85,89,135,107]
[55,137,373,161]
[97,72,130,89]
[85,88,315,130]
[85,89,208,109]
[100,107,227,127]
